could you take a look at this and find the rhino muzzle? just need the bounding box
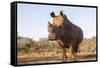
[48,35,58,41]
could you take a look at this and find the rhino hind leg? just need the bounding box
[71,44,79,61]
[72,48,78,61]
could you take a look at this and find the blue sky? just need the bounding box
[17,3,96,41]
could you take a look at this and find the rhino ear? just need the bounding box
[48,21,52,27]
[50,11,55,17]
[60,10,64,16]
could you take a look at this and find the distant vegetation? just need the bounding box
[78,37,96,53]
[17,36,96,55]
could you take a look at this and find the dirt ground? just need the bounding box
[17,51,96,64]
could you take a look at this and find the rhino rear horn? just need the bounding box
[50,11,55,17]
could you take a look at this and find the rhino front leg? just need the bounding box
[62,48,67,62]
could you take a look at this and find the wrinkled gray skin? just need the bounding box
[48,11,83,61]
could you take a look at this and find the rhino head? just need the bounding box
[48,10,65,41]
[48,22,64,41]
